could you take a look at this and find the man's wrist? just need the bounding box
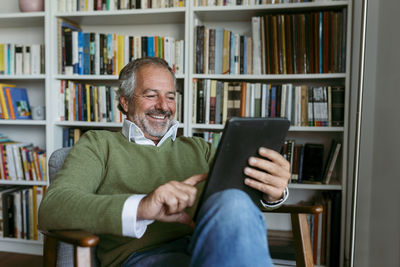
[260,187,289,207]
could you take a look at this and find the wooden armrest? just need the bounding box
[261,204,323,215]
[41,230,99,247]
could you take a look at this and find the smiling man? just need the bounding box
[39,57,291,267]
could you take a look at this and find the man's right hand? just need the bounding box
[137,173,207,227]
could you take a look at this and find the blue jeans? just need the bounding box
[122,189,273,267]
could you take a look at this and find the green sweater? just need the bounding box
[39,130,215,267]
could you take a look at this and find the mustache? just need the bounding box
[146,109,172,117]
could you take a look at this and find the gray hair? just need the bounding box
[117,57,177,115]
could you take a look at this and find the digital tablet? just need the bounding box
[194,117,290,221]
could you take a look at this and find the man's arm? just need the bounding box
[38,132,131,236]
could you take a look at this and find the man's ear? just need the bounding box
[120,96,129,113]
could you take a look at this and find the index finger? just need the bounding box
[258,147,290,170]
[183,173,208,186]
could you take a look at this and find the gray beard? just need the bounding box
[133,114,172,138]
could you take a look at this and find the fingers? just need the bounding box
[244,178,284,201]
[258,147,291,171]
[183,173,208,186]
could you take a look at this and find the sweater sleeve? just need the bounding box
[38,131,132,236]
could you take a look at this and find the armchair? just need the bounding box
[41,147,322,267]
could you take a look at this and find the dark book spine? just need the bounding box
[331,86,345,126]
[89,33,96,74]
[196,25,204,74]
[196,79,205,123]
[208,29,215,74]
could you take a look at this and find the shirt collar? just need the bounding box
[122,119,178,147]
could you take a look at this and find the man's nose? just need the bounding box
[155,96,169,111]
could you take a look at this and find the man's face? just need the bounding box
[121,65,176,143]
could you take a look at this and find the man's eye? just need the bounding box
[144,95,157,99]
[168,96,176,101]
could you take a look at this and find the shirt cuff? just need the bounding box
[121,194,154,238]
[260,187,289,208]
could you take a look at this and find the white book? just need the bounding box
[72,31,79,74]
[100,85,107,122]
[58,0,66,12]
[286,83,293,123]
[234,33,240,74]
[31,44,41,75]
[72,0,77,12]
[23,46,31,75]
[12,143,28,180]
[5,144,17,180]
[15,45,23,75]
[261,84,267,117]
[134,36,141,60]
[280,84,287,118]
[249,83,255,117]
[251,17,261,75]
[13,191,22,239]
[164,37,172,69]
[87,0,94,11]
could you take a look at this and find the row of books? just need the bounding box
[58,18,185,75]
[269,191,341,266]
[60,80,123,123]
[0,135,47,182]
[0,84,32,120]
[59,80,184,123]
[192,79,345,127]
[195,26,253,75]
[307,192,341,266]
[252,9,347,75]
[194,0,314,6]
[283,139,341,184]
[0,186,45,240]
[0,44,45,76]
[58,0,185,12]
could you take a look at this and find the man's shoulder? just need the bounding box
[79,130,124,145]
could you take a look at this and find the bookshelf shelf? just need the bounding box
[0,12,45,27]
[193,1,348,21]
[0,75,46,80]
[0,120,46,126]
[56,121,123,128]
[55,74,185,80]
[0,180,47,186]
[55,121,185,129]
[192,73,346,80]
[55,8,186,25]
[288,183,342,191]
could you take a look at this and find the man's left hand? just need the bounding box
[244,147,291,203]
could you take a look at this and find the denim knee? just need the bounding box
[201,189,264,223]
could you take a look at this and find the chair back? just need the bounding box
[47,147,98,267]
[49,147,72,182]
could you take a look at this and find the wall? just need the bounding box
[352,0,400,266]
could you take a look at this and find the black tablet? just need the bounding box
[195,117,290,221]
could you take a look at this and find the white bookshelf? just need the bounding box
[188,2,352,267]
[0,0,50,256]
[0,1,354,263]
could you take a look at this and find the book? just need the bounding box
[322,140,342,184]
[4,87,32,120]
[0,83,16,120]
[301,143,324,183]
